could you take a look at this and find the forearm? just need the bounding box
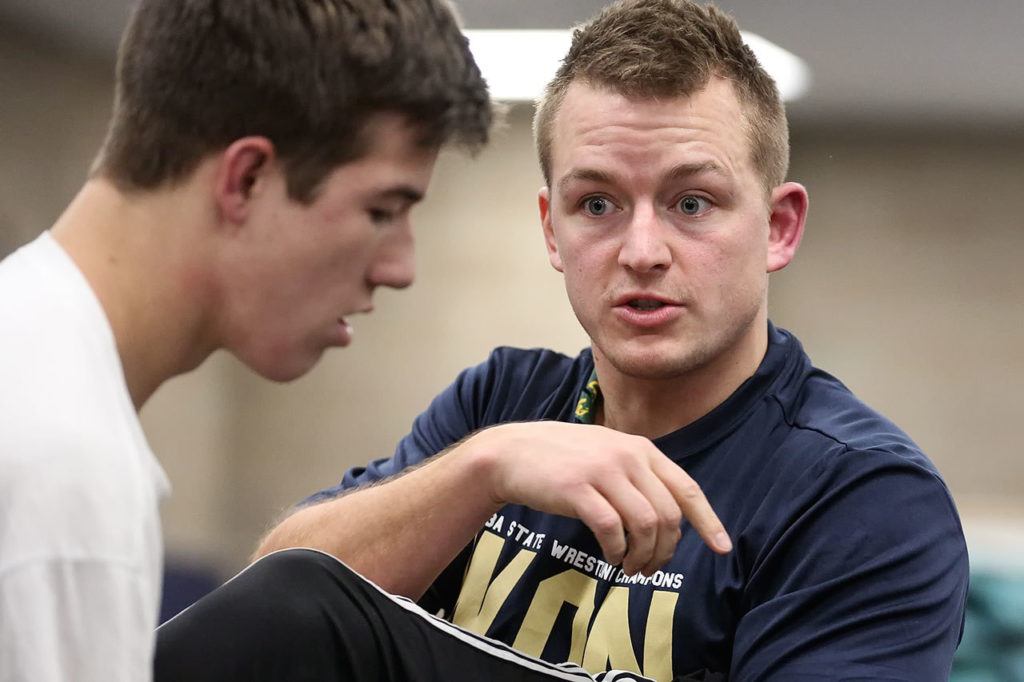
[258,419,729,598]
[256,434,502,599]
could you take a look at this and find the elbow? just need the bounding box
[251,506,313,561]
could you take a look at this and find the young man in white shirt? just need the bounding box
[0,1,492,679]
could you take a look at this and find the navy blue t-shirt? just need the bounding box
[310,324,968,681]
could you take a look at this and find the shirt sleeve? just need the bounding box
[0,559,153,682]
[730,450,969,681]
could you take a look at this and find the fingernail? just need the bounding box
[715,531,733,553]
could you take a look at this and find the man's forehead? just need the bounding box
[548,78,751,184]
[554,77,742,126]
[557,161,732,193]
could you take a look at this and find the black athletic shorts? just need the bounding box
[154,548,652,681]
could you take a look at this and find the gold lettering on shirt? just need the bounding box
[452,531,536,632]
[452,533,681,681]
[642,589,679,682]
[582,585,642,673]
[513,569,598,661]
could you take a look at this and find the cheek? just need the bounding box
[692,235,765,302]
[562,244,608,302]
[319,230,374,278]
[717,215,769,272]
[562,265,588,305]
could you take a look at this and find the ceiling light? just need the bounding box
[464,29,810,103]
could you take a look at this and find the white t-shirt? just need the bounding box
[0,232,170,681]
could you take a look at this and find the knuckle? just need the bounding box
[660,508,683,530]
[629,433,649,447]
[590,511,621,537]
[634,435,657,456]
[613,436,645,460]
[631,510,658,536]
[677,479,703,502]
[591,458,618,480]
[564,477,590,495]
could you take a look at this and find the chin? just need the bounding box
[601,342,714,381]
[613,355,708,381]
[594,306,764,381]
[260,367,309,384]
[241,347,323,384]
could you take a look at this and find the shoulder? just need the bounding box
[762,327,940,477]
[456,346,592,422]
[0,326,125,463]
[755,367,963,556]
[752,329,960,531]
[0,232,83,321]
[777,365,940,480]
[471,346,588,382]
[0,236,116,417]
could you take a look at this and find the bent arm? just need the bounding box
[257,422,731,599]
[255,436,500,599]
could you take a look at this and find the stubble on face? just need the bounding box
[588,282,766,383]
[547,79,772,386]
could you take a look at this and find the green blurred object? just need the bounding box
[952,566,1024,682]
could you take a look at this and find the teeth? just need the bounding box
[629,299,664,311]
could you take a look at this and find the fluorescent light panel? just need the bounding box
[464,29,810,103]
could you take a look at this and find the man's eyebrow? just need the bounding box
[556,163,731,193]
[557,168,616,194]
[666,161,732,182]
[376,185,425,204]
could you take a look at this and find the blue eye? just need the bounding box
[677,195,710,216]
[583,196,612,216]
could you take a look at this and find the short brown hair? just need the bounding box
[93,0,492,202]
[534,0,788,192]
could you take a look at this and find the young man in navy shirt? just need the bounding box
[192,1,968,679]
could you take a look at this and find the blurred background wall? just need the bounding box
[1,0,1022,596]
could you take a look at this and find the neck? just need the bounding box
[51,176,220,410]
[594,314,769,439]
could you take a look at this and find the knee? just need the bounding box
[242,548,348,626]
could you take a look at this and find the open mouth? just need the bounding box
[627,299,667,311]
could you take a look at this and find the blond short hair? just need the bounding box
[534,0,789,192]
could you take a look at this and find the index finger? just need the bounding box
[651,455,732,554]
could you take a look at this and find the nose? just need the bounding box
[618,203,671,273]
[369,225,415,290]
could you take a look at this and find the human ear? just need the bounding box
[539,186,564,273]
[213,137,276,225]
[766,182,808,273]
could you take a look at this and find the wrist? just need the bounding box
[459,426,508,510]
